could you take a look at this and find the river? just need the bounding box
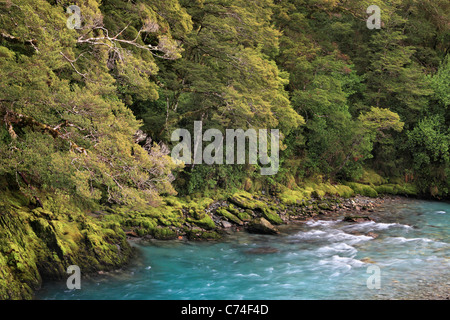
[36,198,449,300]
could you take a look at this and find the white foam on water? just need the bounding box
[290,228,373,245]
[306,220,339,227]
[434,211,446,214]
[384,237,449,248]
[326,230,373,244]
[284,267,303,275]
[248,273,260,277]
[384,236,434,244]
[236,273,261,278]
[330,255,366,268]
[289,229,327,240]
[316,243,357,257]
[341,221,412,232]
[319,255,366,272]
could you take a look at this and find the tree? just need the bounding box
[0,0,185,207]
[134,0,305,193]
[405,116,449,196]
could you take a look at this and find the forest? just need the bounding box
[0,0,449,299]
[1,0,449,203]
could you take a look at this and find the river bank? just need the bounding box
[36,196,449,300]
[0,178,437,299]
[114,185,416,242]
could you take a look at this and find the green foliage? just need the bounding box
[3,0,450,301]
[373,183,418,196]
[357,169,387,186]
[0,0,448,205]
[405,116,450,196]
[0,0,185,206]
[430,55,450,108]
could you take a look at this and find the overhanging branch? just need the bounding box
[3,109,87,155]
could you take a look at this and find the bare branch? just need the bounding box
[4,109,87,155]
[76,25,181,60]
[60,51,87,78]
[112,22,131,40]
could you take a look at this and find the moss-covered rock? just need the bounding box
[373,183,418,196]
[185,228,222,241]
[228,191,261,210]
[215,208,243,225]
[0,190,133,300]
[187,213,216,230]
[280,181,354,203]
[235,210,251,221]
[228,192,283,224]
[259,207,283,225]
[152,227,178,240]
[344,182,379,197]
[247,218,279,235]
[278,188,308,205]
[225,205,249,221]
[334,185,355,198]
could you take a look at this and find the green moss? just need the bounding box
[307,182,343,199]
[373,184,397,195]
[260,208,283,225]
[216,208,243,225]
[158,217,173,226]
[358,169,387,186]
[196,197,216,209]
[188,214,217,230]
[152,227,178,240]
[318,202,330,210]
[344,182,379,197]
[0,190,133,300]
[185,229,222,241]
[226,204,239,214]
[397,183,418,196]
[135,228,148,237]
[343,173,416,198]
[235,210,251,221]
[296,180,356,199]
[374,183,418,196]
[334,185,355,198]
[278,188,308,205]
[228,191,261,210]
[164,196,185,207]
[228,192,283,224]
[311,189,326,199]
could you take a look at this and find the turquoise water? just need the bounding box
[36,199,450,300]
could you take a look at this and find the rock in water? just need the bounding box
[245,247,279,254]
[247,217,279,235]
[367,232,379,239]
[343,215,373,223]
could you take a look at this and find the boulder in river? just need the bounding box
[247,217,279,235]
[367,232,379,239]
[343,215,373,223]
[245,247,279,254]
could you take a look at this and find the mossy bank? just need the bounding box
[0,173,421,299]
[0,188,133,300]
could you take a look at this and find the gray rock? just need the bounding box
[221,220,232,228]
[247,217,279,235]
[245,247,279,254]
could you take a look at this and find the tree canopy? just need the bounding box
[1,0,449,201]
